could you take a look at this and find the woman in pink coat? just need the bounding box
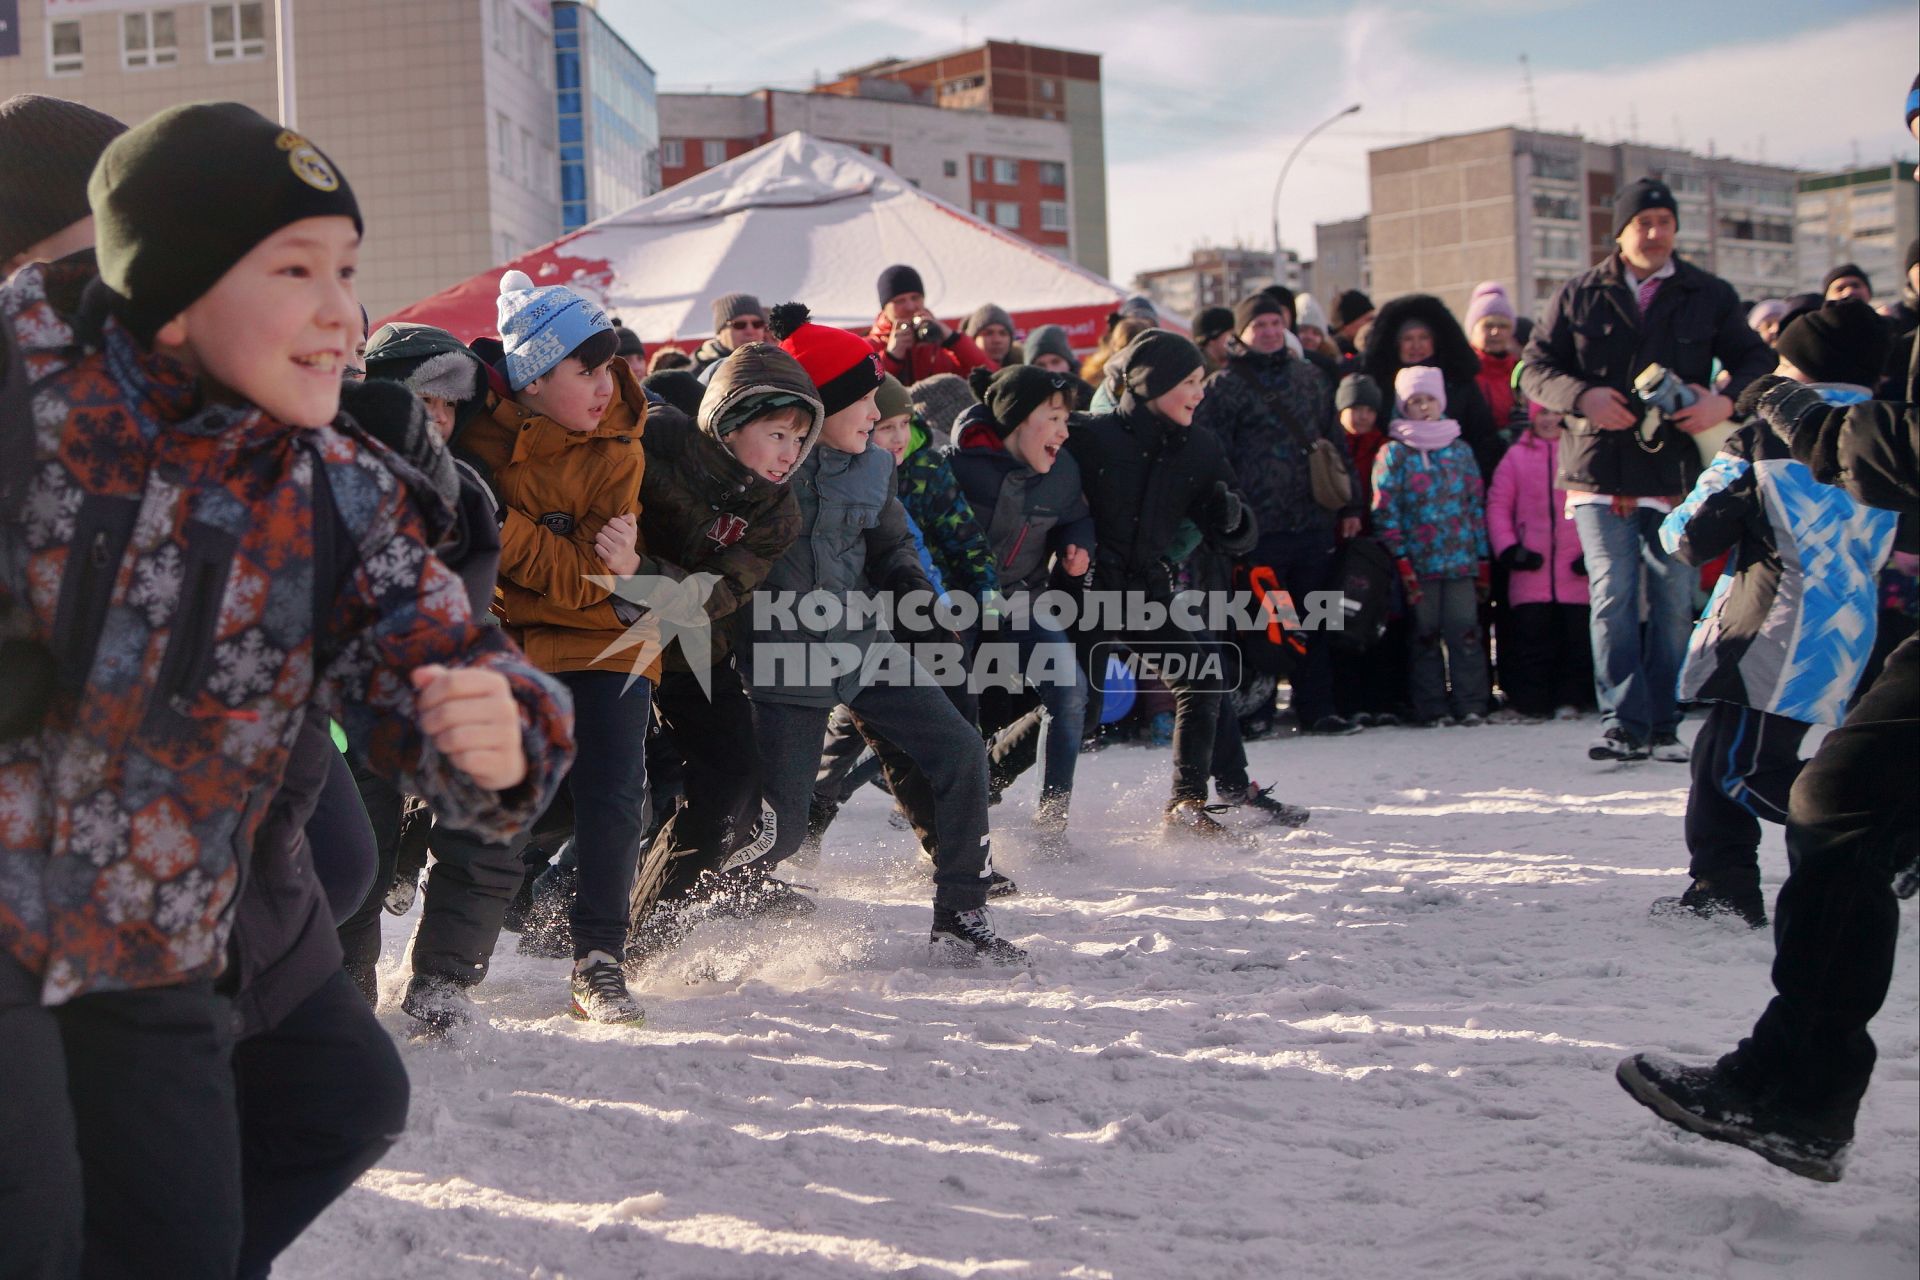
[1487,404,1594,719]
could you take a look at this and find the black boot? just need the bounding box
[1214,780,1310,827]
[1649,879,1767,929]
[930,906,1028,967]
[401,973,476,1033]
[1616,1052,1850,1182]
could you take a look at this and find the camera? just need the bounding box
[911,316,940,344]
[1634,363,1696,419]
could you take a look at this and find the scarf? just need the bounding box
[1388,416,1461,452]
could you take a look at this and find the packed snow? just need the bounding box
[278,717,1919,1280]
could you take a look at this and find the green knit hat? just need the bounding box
[90,101,362,343]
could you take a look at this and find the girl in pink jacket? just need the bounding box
[1486,404,1594,719]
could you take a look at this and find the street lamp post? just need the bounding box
[275,0,297,128]
[1271,102,1361,285]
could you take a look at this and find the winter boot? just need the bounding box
[401,973,476,1033]
[1163,798,1244,840]
[570,951,644,1024]
[383,869,421,917]
[929,906,1029,967]
[1615,1052,1849,1182]
[516,860,577,958]
[1588,727,1649,761]
[1649,879,1767,929]
[1648,732,1690,763]
[1213,780,1310,828]
[986,870,1020,899]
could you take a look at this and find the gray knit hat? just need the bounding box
[908,372,976,436]
[963,302,1015,339]
[0,95,127,263]
[1024,324,1074,367]
[710,291,765,331]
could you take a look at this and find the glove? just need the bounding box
[1569,555,1587,578]
[1395,557,1423,607]
[1474,559,1492,603]
[1497,544,1545,572]
[1205,480,1243,536]
[1733,373,1792,420]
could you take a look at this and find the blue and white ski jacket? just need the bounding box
[1661,388,1899,725]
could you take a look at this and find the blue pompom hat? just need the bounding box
[496,269,611,390]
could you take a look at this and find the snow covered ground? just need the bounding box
[278,717,1919,1280]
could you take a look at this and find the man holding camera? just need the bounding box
[1521,178,1774,763]
[870,263,998,386]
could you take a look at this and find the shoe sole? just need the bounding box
[1614,1058,1843,1182]
[568,997,644,1025]
[1588,746,1649,762]
[927,935,1029,969]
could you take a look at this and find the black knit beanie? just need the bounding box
[611,318,645,358]
[0,95,127,263]
[1613,177,1679,237]
[876,263,926,307]
[1232,292,1286,336]
[1119,329,1204,403]
[1260,284,1296,319]
[90,102,362,344]
[1775,299,1890,389]
[1820,262,1872,296]
[967,365,1076,437]
[1334,373,1383,413]
[1333,289,1373,329]
[1192,306,1236,344]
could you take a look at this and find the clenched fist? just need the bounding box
[411,664,527,792]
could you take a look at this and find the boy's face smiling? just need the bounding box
[727,406,808,483]
[872,414,912,464]
[155,215,361,428]
[520,353,614,434]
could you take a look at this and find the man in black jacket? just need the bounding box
[1521,177,1775,763]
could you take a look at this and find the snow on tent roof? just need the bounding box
[381,132,1142,352]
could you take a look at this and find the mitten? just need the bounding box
[1570,554,1587,578]
[1497,544,1545,572]
[1206,480,1243,536]
[1395,557,1423,607]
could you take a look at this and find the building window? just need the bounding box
[48,20,83,76]
[943,160,958,178]
[495,112,513,178]
[971,155,989,183]
[122,10,179,70]
[661,139,685,168]
[994,202,1021,230]
[701,139,726,167]
[1038,162,1066,188]
[520,127,535,189]
[972,199,991,220]
[1532,192,1580,222]
[1531,152,1579,183]
[1039,79,1057,101]
[491,0,507,51]
[208,2,266,61]
[1040,201,1069,232]
[992,157,1020,185]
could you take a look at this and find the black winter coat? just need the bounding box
[1521,253,1774,497]
[949,410,1097,594]
[1065,397,1256,604]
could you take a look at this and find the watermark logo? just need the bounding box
[586,571,724,696]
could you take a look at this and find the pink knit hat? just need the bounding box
[1464,281,1516,332]
[1394,365,1447,413]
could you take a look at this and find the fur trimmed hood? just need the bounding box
[1362,293,1483,388]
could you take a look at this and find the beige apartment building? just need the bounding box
[1368,126,1800,320]
[1795,160,1919,303]
[0,0,570,318]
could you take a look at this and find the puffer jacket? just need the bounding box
[950,407,1096,595]
[690,335,733,377]
[1371,437,1488,579]
[461,359,650,677]
[1065,393,1256,603]
[1191,347,1355,537]
[637,343,820,670]
[898,419,998,597]
[1521,252,1774,497]
[1662,403,1900,726]
[868,312,997,385]
[0,258,574,1006]
[1485,431,1587,606]
[744,444,934,709]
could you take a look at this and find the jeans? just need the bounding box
[1571,503,1694,741]
[754,677,993,912]
[553,670,654,959]
[1729,634,1917,1131]
[1409,577,1489,720]
[1,961,242,1279]
[1684,702,1809,893]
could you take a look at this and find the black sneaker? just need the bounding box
[1163,798,1245,840]
[1588,727,1649,761]
[1649,732,1690,763]
[1214,780,1310,828]
[986,870,1020,899]
[1306,714,1363,736]
[569,951,644,1023]
[930,907,1029,967]
[1650,879,1767,929]
[1615,1053,1849,1182]
[401,974,475,1033]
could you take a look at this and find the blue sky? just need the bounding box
[602,0,1918,286]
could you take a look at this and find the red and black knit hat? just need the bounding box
[768,302,883,416]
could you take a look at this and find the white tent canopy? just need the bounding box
[385,132,1138,350]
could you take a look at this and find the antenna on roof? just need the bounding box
[1519,53,1539,131]
[961,14,969,43]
